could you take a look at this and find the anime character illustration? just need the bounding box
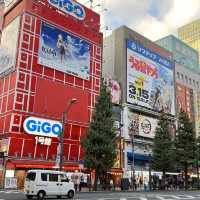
[56,34,65,63]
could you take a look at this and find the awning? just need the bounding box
[111,168,123,173]
[6,160,80,171]
[108,168,123,175]
[127,152,152,162]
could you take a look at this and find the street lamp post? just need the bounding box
[129,120,138,191]
[119,123,123,169]
[196,142,200,189]
[148,153,152,191]
[1,152,8,189]
[59,98,77,171]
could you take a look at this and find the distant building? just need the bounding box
[103,26,175,180]
[156,35,200,137]
[178,19,200,71]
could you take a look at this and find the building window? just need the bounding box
[193,80,196,86]
[185,75,188,83]
[189,78,192,84]
[181,74,184,80]
[177,72,180,79]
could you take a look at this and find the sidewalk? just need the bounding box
[76,187,200,194]
[76,187,147,193]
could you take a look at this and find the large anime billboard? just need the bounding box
[38,22,90,80]
[127,39,175,115]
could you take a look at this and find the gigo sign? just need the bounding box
[23,117,62,138]
[48,0,85,20]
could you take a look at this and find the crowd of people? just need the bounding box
[68,172,199,192]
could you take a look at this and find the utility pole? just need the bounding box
[119,123,123,169]
[0,152,8,189]
[90,0,93,8]
[131,133,135,190]
[59,111,66,171]
[148,153,152,191]
[59,98,77,171]
[129,119,138,191]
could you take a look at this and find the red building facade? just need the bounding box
[0,0,102,185]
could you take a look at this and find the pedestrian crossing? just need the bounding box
[0,190,21,194]
[75,194,200,200]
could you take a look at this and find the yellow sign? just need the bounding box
[0,139,9,152]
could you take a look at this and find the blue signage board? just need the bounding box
[48,0,86,20]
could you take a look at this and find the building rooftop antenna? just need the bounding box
[3,0,14,7]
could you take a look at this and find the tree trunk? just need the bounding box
[93,170,98,191]
[184,162,188,190]
[162,170,166,190]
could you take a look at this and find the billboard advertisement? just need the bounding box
[38,22,91,80]
[128,112,157,139]
[127,39,175,115]
[107,79,122,104]
[176,83,195,121]
[0,17,20,76]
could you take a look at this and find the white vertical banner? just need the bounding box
[0,16,20,75]
[55,143,61,168]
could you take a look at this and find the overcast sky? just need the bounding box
[78,0,200,41]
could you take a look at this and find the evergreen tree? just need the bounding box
[82,79,116,190]
[195,136,200,189]
[175,110,196,190]
[152,112,174,189]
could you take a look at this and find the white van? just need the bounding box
[24,170,75,199]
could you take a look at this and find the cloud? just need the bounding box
[164,0,200,28]
[136,15,173,41]
[77,0,200,41]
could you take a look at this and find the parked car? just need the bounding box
[24,170,75,199]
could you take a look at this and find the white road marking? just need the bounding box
[152,195,180,200]
[173,195,195,199]
[151,195,196,200]
[0,190,21,195]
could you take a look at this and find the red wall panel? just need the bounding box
[34,78,89,123]
[9,137,23,156]
[22,139,35,158]
[47,142,58,160]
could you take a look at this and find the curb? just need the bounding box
[76,189,200,194]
